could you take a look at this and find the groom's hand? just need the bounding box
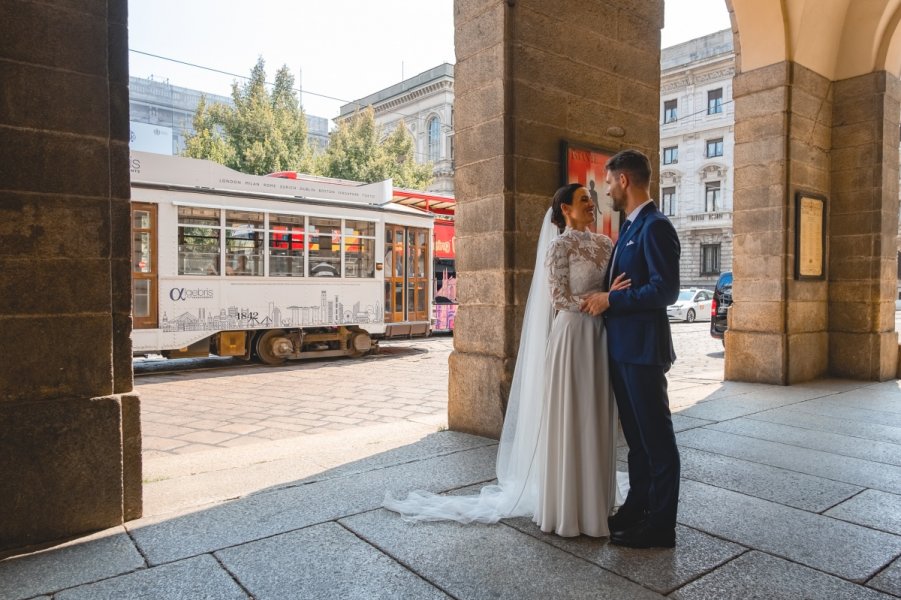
[581,292,610,316]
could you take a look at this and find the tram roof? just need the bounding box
[391,189,455,215]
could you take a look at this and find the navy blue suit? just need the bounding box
[605,202,681,529]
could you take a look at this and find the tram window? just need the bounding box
[134,279,150,317]
[344,219,376,278]
[177,206,220,276]
[308,217,342,277]
[269,213,305,277]
[407,229,427,277]
[225,210,263,276]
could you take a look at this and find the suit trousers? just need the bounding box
[609,359,680,529]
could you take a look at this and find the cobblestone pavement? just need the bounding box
[136,322,726,459]
[136,336,453,458]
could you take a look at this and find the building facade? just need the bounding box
[660,29,736,290]
[338,64,455,194]
[128,76,330,155]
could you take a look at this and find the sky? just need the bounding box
[128,0,731,122]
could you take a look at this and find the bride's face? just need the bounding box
[563,187,595,230]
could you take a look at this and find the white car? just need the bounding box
[667,289,714,323]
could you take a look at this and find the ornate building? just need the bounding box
[338,64,455,194]
[660,29,736,289]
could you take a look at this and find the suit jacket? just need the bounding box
[605,202,681,366]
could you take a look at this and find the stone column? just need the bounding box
[727,63,901,384]
[829,72,901,380]
[727,62,833,384]
[450,0,663,437]
[0,0,141,554]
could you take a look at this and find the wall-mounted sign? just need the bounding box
[795,190,826,280]
[561,141,620,240]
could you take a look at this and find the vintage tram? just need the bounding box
[130,151,433,364]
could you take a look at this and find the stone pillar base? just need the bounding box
[448,351,508,439]
[724,331,786,384]
[787,332,829,384]
[0,394,142,555]
[829,331,899,381]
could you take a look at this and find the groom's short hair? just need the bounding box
[606,150,651,187]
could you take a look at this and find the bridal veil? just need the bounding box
[383,209,558,523]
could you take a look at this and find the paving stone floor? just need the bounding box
[3,323,901,598]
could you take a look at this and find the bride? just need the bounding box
[384,183,628,537]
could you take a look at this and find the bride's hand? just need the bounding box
[610,273,631,291]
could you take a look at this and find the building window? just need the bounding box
[705,181,721,212]
[663,99,678,124]
[701,244,721,275]
[708,88,724,114]
[661,186,676,216]
[428,116,441,162]
[663,146,678,165]
[706,138,724,158]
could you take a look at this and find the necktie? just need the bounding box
[620,218,632,234]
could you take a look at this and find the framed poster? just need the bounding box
[794,190,826,280]
[561,141,621,240]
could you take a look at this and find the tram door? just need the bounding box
[384,224,430,323]
[131,203,158,329]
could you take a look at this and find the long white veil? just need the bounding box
[383,208,558,523]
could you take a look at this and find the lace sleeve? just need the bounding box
[545,237,580,311]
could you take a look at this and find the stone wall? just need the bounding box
[450,0,664,438]
[829,71,901,380]
[0,0,140,554]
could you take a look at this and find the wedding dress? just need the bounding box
[537,225,618,537]
[384,210,621,536]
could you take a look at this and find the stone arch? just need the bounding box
[730,0,901,80]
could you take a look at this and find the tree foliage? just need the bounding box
[318,107,433,190]
[183,57,312,175]
[183,58,433,190]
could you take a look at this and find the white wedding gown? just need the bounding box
[384,212,622,537]
[537,227,618,537]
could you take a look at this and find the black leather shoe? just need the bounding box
[607,505,648,535]
[610,521,676,549]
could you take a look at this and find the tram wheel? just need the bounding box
[255,329,291,365]
[348,331,372,358]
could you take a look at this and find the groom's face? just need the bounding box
[605,170,626,212]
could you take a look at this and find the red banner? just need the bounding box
[434,221,455,259]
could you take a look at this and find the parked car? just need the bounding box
[667,288,714,323]
[710,271,733,344]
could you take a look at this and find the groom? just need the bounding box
[581,149,681,548]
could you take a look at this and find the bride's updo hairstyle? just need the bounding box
[550,183,583,233]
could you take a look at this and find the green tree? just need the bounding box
[382,119,434,189]
[183,95,234,165]
[182,57,312,175]
[319,107,433,190]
